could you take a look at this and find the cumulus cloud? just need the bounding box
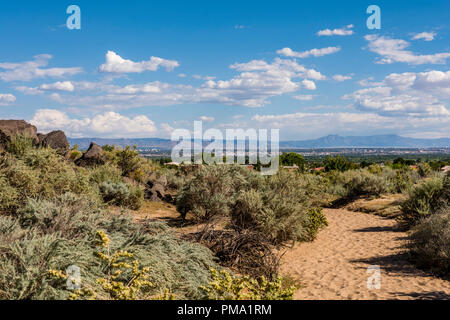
[99,51,179,73]
[199,116,215,122]
[40,81,75,92]
[411,32,436,41]
[0,54,82,82]
[343,70,450,117]
[19,57,327,108]
[0,93,16,106]
[252,111,450,139]
[30,109,157,138]
[277,46,340,58]
[317,24,354,36]
[302,79,316,90]
[333,75,352,82]
[293,94,315,101]
[365,35,450,64]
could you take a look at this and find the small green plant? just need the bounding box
[116,146,141,177]
[408,213,449,276]
[6,135,34,156]
[99,181,144,210]
[200,268,295,300]
[400,177,447,225]
[305,208,328,241]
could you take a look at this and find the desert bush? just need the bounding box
[400,176,448,225]
[0,194,219,300]
[6,135,35,156]
[67,144,82,161]
[324,155,355,172]
[176,165,263,221]
[304,208,328,241]
[116,146,141,177]
[99,181,144,210]
[385,167,418,193]
[88,164,123,185]
[408,212,450,276]
[418,162,433,178]
[200,268,295,300]
[329,169,389,199]
[230,171,321,244]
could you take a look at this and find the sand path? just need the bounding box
[280,208,450,300]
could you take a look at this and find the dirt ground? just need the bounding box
[118,200,449,300]
[280,208,450,300]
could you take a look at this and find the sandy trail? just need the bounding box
[281,209,450,300]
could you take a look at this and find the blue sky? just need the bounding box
[0,0,449,139]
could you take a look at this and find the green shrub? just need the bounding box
[88,164,123,185]
[99,181,144,210]
[418,163,433,178]
[116,146,141,177]
[331,169,388,199]
[231,171,314,244]
[200,268,295,300]
[176,165,262,221]
[5,135,35,156]
[408,213,450,276]
[304,208,328,241]
[0,194,219,300]
[400,177,448,225]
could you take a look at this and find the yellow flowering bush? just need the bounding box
[200,268,295,300]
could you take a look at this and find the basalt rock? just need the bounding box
[39,130,70,155]
[75,142,105,166]
[0,120,38,151]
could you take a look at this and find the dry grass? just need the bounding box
[345,194,405,218]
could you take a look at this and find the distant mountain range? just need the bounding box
[68,134,450,150]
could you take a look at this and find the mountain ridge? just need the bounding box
[68,134,450,150]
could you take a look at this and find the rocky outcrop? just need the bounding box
[75,142,105,166]
[0,120,38,151]
[145,174,173,202]
[39,130,70,155]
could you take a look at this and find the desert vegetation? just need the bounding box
[0,121,448,300]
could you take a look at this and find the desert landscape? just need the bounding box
[0,119,448,300]
[0,1,449,306]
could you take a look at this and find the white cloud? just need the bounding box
[333,74,352,82]
[317,24,354,36]
[178,73,187,78]
[293,94,315,101]
[344,70,450,117]
[40,81,74,92]
[252,111,450,139]
[0,93,16,106]
[302,79,316,90]
[160,123,174,136]
[412,32,436,41]
[21,57,327,108]
[365,34,450,64]
[199,116,215,122]
[0,54,82,82]
[277,46,340,58]
[99,51,179,73]
[30,109,157,138]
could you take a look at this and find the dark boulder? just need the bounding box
[0,120,38,151]
[75,142,105,166]
[145,175,171,202]
[39,130,70,155]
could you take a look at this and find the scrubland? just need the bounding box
[0,137,448,300]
